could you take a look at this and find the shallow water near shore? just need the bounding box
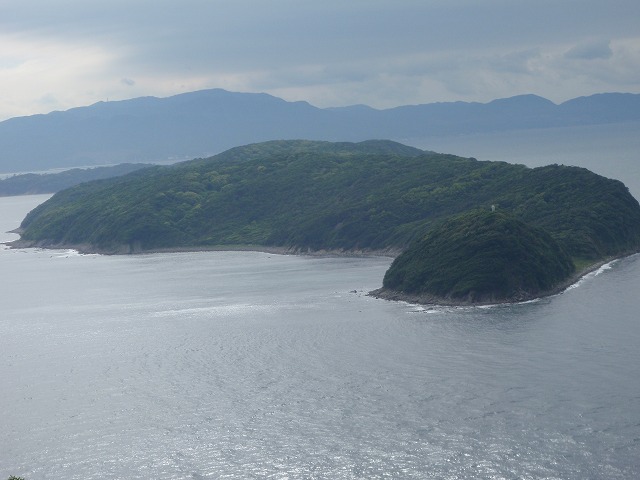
[2,194,640,479]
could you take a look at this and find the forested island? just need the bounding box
[11,140,640,305]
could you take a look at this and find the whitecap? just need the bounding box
[152,303,280,318]
[566,259,617,291]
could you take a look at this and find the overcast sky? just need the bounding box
[0,0,639,120]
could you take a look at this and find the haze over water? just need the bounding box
[2,126,640,479]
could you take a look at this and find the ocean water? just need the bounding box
[2,195,640,480]
[2,123,640,479]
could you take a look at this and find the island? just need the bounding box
[10,139,640,305]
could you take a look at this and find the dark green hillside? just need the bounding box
[15,140,640,269]
[378,210,575,303]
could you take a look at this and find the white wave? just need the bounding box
[152,303,280,318]
[566,260,617,291]
[50,249,82,258]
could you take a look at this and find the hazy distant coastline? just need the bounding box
[1,89,639,172]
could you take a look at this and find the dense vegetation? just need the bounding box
[17,140,640,272]
[379,210,576,303]
[0,163,150,196]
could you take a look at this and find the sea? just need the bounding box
[2,124,640,479]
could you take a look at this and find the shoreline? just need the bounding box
[5,236,636,308]
[368,254,633,307]
[3,237,400,258]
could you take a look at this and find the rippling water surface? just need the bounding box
[2,194,640,480]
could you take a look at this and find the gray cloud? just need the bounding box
[4,1,637,68]
[565,40,613,60]
[490,50,542,74]
[0,0,639,119]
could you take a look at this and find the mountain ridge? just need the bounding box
[1,89,639,172]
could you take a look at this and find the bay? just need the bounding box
[1,127,640,479]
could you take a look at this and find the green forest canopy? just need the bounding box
[18,140,640,269]
[380,210,576,302]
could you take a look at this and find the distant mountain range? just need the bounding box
[0,163,150,197]
[1,89,639,172]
